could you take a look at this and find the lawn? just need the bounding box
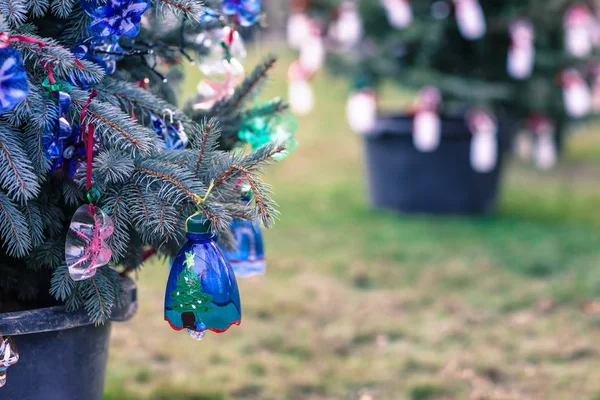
[105,44,600,400]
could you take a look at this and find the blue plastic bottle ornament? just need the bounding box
[0,47,29,114]
[223,217,265,278]
[85,0,150,38]
[164,215,241,339]
[221,0,262,27]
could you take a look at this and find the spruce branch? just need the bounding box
[50,265,75,302]
[50,0,76,18]
[0,191,31,257]
[0,0,28,27]
[0,123,41,201]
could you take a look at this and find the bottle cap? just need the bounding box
[186,214,212,234]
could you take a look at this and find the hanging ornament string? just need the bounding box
[0,32,85,68]
[185,181,215,232]
[80,89,99,198]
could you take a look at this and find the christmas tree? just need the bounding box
[300,0,599,152]
[169,251,212,329]
[0,0,286,324]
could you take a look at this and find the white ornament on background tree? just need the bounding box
[288,61,314,115]
[287,12,312,50]
[346,89,377,134]
[413,86,442,152]
[561,69,592,118]
[467,108,498,173]
[453,0,486,40]
[329,1,363,47]
[299,21,325,74]
[381,0,412,29]
[530,115,557,170]
[507,18,535,80]
[564,4,593,58]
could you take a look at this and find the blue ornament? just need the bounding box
[86,0,150,38]
[222,218,265,278]
[221,0,261,27]
[72,37,124,75]
[0,47,29,114]
[164,216,241,335]
[151,113,189,150]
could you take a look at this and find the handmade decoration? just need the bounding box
[221,0,262,27]
[564,4,593,58]
[328,2,363,47]
[84,0,151,38]
[72,37,124,75]
[467,108,498,173]
[239,107,299,160]
[193,70,244,110]
[453,0,486,40]
[223,216,266,278]
[0,335,19,388]
[507,18,535,80]
[413,86,442,152]
[42,79,74,172]
[195,27,247,77]
[151,111,189,150]
[165,213,242,339]
[299,21,325,74]
[288,61,314,115]
[0,45,29,114]
[287,12,312,49]
[382,0,412,29]
[346,89,377,134]
[530,115,556,170]
[561,69,592,118]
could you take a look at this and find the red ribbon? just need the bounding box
[81,89,99,191]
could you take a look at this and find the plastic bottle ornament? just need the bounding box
[164,215,241,338]
[530,116,556,170]
[193,66,244,111]
[299,23,325,74]
[0,335,19,388]
[453,0,486,40]
[328,2,363,48]
[195,27,247,77]
[288,61,314,115]
[507,19,535,80]
[287,12,312,49]
[85,0,151,38]
[413,87,442,152]
[467,108,498,173]
[0,46,29,114]
[72,37,124,75]
[346,89,377,134]
[65,204,114,281]
[564,4,593,58]
[561,69,592,118]
[221,0,262,27]
[223,218,266,278]
[382,0,412,29]
[238,109,299,159]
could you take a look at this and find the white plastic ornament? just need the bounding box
[467,109,498,173]
[346,89,377,134]
[531,117,557,170]
[288,61,314,115]
[195,27,247,76]
[413,87,442,152]
[564,4,593,58]
[287,12,312,49]
[382,0,412,29]
[453,0,486,40]
[562,69,592,118]
[299,23,325,74]
[507,19,535,80]
[329,2,363,47]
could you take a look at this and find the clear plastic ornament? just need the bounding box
[564,5,593,58]
[329,2,363,47]
[453,0,486,40]
[347,90,377,134]
[0,336,19,388]
[468,109,498,173]
[65,204,114,281]
[299,30,325,74]
[287,12,312,49]
[382,0,412,29]
[562,69,592,118]
[195,27,247,77]
[507,19,535,80]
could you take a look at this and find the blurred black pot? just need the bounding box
[363,115,508,214]
[0,276,137,400]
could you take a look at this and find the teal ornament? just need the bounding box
[238,110,298,160]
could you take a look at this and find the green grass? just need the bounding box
[105,44,600,399]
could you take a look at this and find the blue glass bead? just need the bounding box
[164,231,241,334]
[222,218,265,278]
[0,47,29,114]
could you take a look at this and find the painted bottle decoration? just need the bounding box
[507,18,535,80]
[299,20,325,74]
[530,115,557,170]
[288,61,314,115]
[0,335,19,388]
[164,215,241,340]
[564,4,593,58]
[413,86,442,152]
[287,12,312,49]
[346,89,377,134]
[382,0,412,29]
[561,69,592,118]
[223,217,266,278]
[468,108,498,173]
[453,0,486,40]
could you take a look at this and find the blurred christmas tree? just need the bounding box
[297,0,600,165]
[0,0,290,323]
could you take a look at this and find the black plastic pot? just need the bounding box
[0,276,137,400]
[364,115,507,214]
